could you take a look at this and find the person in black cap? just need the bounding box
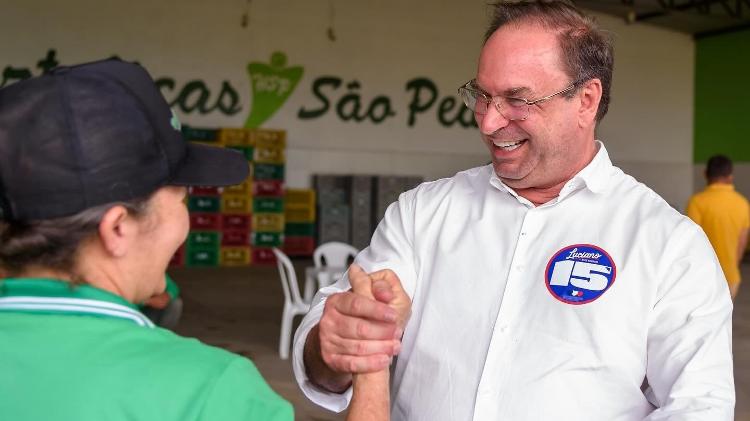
[0,59,293,421]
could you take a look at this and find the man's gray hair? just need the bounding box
[484,0,614,123]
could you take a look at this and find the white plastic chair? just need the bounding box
[303,242,359,303]
[272,247,310,360]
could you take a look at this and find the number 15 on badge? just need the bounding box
[544,244,617,305]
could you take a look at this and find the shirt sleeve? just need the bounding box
[291,189,419,412]
[199,357,294,421]
[643,220,734,420]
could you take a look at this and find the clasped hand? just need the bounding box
[318,265,411,374]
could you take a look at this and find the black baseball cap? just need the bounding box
[0,58,249,221]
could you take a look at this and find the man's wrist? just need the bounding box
[304,324,352,394]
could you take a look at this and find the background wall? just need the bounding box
[693,29,750,198]
[1,0,695,208]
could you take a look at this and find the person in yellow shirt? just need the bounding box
[687,155,750,298]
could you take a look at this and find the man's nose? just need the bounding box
[478,105,511,135]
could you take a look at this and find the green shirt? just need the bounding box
[0,278,293,421]
[165,274,180,299]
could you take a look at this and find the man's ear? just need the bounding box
[578,78,602,128]
[98,206,134,258]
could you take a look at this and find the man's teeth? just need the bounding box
[493,139,524,151]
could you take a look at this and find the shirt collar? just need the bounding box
[706,183,735,191]
[566,140,612,195]
[489,140,613,204]
[0,278,154,328]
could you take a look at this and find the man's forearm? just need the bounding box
[303,324,353,393]
[347,370,390,421]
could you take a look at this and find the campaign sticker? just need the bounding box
[544,244,616,305]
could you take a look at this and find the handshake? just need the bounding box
[304,264,411,420]
[319,264,411,376]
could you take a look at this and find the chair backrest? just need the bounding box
[272,248,305,305]
[313,241,359,269]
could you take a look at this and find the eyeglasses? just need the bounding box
[457,79,579,121]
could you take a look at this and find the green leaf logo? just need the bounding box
[245,51,304,128]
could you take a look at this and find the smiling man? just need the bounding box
[292,1,735,420]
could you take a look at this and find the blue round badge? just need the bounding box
[544,244,616,305]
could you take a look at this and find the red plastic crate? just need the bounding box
[190,213,222,230]
[282,236,315,256]
[169,246,184,267]
[222,213,251,231]
[252,247,277,265]
[189,186,221,196]
[253,180,285,197]
[222,229,250,246]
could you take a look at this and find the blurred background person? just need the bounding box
[687,154,750,299]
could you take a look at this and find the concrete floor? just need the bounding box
[170,261,750,421]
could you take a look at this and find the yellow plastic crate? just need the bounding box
[253,147,285,164]
[253,213,286,232]
[285,203,316,223]
[286,189,316,208]
[223,178,252,196]
[219,128,252,146]
[220,246,252,266]
[252,129,286,149]
[222,195,252,213]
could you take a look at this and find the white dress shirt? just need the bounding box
[292,142,734,420]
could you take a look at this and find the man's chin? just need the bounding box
[492,164,529,185]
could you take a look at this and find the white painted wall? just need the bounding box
[1,0,695,208]
[593,13,695,210]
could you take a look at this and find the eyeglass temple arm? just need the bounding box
[526,83,577,106]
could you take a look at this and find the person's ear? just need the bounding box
[578,78,602,128]
[98,206,136,258]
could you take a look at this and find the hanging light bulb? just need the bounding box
[241,0,251,28]
[327,0,336,41]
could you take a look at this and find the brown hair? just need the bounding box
[484,0,614,122]
[0,199,149,278]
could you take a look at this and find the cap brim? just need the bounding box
[169,143,249,187]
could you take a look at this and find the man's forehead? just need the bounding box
[477,23,565,95]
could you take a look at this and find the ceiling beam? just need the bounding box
[631,0,750,21]
[694,20,750,37]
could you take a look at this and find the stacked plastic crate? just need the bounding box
[219,128,254,266]
[250,130,287,264]
[170,126,286,267]
[350,176,373,250]
[306,174,424,251]
[314,175,351,245]
[283,189,317,256]
[181,126,225,267]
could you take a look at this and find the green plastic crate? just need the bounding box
[252,232,284,247]
[188,196,221,213]
[253,163,285,180]
[253,197,284,213]
[182,126,219,142]
[285,222,315,236]
[187,231,221,249]
[186,246,219,266]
